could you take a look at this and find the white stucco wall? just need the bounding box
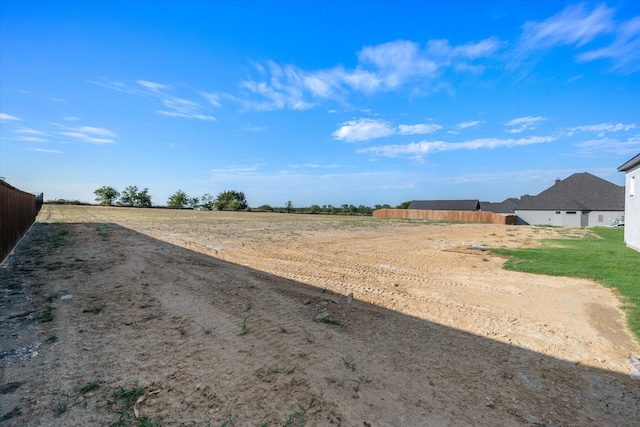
[624,166,640,251]
[515,210,624,227]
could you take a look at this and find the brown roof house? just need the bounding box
[514,173,625,226]
[618,153,640,251]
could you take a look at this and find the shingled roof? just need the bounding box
[480,198,520,213]
[618,153,640,172]
[408,199,481,211]
[517,172,624,211]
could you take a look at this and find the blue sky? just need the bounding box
[1,1,639,208]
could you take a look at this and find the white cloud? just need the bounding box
[505,116,546,133]
[456,120,483,129]
[332,119,442,142]
[289,163,341,169]
[397,124,442,135]
[77,126,116,137]
[57,125,117,144]
[359,136,556,158]
[13,127,45,135]
[15,136,48,142]
[12,127,48,142]
[239,37,501,110]
[29,148,61,154]
[0,113,21,121]
[578,16,640,72]
[333,119,394,142]
[575,135,640,156]
[95,79,218,120]
[59,132,114,144]
[137,80,167,92]
[520,4,615,50]
[567,122,637,137]
[201,92,222,107]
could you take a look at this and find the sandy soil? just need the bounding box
[1,205,639,426]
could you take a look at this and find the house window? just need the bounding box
[598,215,603,223]
[555,211,561,214]
[631,175,635,197]
[567,211,577,214]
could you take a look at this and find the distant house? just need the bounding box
[408,199,481,211]
[480,198,520,215]
[514,173,625,226]
[618,153,640,251]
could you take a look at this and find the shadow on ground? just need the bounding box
[1,222,638,426]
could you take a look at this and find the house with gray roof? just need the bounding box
[480,198,520,215]
[514,173,625,226]
[408,199,481,211]
[618,153,640,251]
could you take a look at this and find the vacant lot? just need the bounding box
[1,205,639,426]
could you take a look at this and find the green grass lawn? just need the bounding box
[493,227,640,341]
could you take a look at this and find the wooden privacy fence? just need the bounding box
[0,180,43,262]
[373,208,516,225]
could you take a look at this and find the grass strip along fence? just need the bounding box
[0,180,43,263]
[493,227,640,341]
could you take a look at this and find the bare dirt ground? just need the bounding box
[1,205,639,426]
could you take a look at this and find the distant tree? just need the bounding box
[396,201,411,209]
[188,196,199,209]
[308,204,321,214]
[120,185,139,207]
[215,190,247,211]
[200,193,214,210]
[285,200,294,213]
[120,185,152,207]
[167,190,189,209]
[374,204,392,210]
[257,204,273,211]
[94,186,120,205]
[136,188,152,207]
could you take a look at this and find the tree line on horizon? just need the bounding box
[44,185,410,214]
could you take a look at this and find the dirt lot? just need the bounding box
[1,205,639,426]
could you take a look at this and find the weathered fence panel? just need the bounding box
[0,180,42,262]
[373,208,516,225]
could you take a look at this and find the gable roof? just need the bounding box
[618,153,640,172]
[516,172,624,211]
[408,199,481,211]
[480,198,520,213]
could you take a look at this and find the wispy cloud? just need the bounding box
[517,4,640,73]
[93,79,218,120]
[137,80,167,92]
[575,135,640,157]
[12,127,49,142]
[158,97,216,120]
[29,148,61,154]
[359,136,556,159]
[398,124,442,135]
[333,118,442,142]
[505,116,546,133]
[57,125,117,144]
[456,120,483,130]
[567,122,637,137]
[520,4,615,50]
[578,16,640,73]
[239,38,502,111]
[0,113,21,121]
[289,163,341,169]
